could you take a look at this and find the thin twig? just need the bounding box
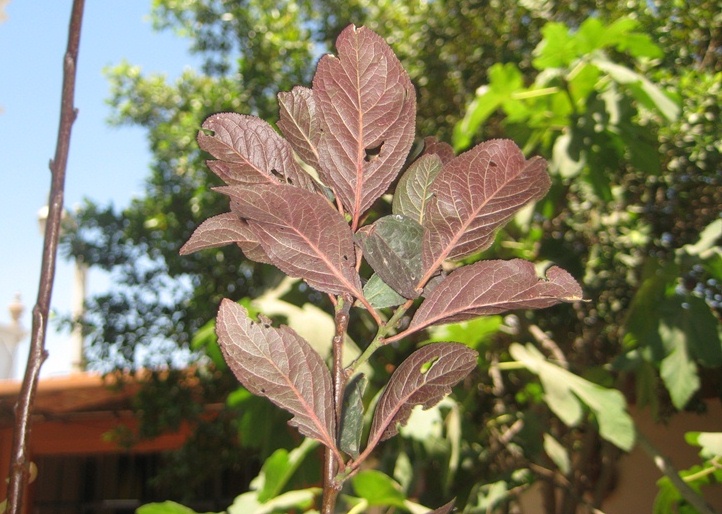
[529,324,568,369]
[5,2,84,512]
[637,430,717,514]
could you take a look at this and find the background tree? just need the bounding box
[63,0,722,510]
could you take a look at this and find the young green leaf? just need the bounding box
[216,300,338,452]
[392,154,443,225]
[313,24,416,228]
[198,112,317,191]
[421,139,550,284]
[219,183,363,298]
[363,274,407,309]
[357,214,424,298]
[367,343,477,448]
[340,374,368,458]
[405,260,583,337]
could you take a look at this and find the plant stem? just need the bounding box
[637,430,717,514]
[6,2,85,512]
[322,295,352,514]
[346,300,411,375]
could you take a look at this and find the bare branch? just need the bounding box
[6,2,85,512]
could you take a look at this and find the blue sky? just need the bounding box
[0,2,201,378]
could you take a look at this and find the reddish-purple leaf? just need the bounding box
[367,343,477,447]
[427,499,456,514]
[277,86,321,171]
[198,112,317,191]
[313,24,416,228]
[421,139,550,284]
[179,212,272,264]
[216,300,337,450]
[406,260,583,336]
[422,136,455,164]
[218,183,364,297]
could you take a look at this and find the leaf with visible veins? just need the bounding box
[367,343,477,447]
[313,24,416,228]
[392,154,443,226]
[421,139,550,285]
[278,86,321,171]
[406,259,583,336]
[216,300,337,451]
[218,183,363,298]
[179,212,272,264]
[198,112,317,191]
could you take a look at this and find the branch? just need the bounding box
[321,294,352,514]
[637,430,717,514]
[6,1,85,512]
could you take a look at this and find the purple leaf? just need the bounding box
[422,139,550,284]
[367,343,477,447]
[427,499,457,514]
[313,24,416,228]
[277,86,321,171]
[422,136,455,164]
[179,212,272,264]
[216,300,337,450]
[218,183,364,297]
[198,112,317,191]
[406,260,583,336]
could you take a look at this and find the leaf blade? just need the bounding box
[313,24,416,227]
[422,140,550,282]
[198,112,316,191]
[277,86,321,170]
[367,343,477,447]
[216,300,337,451]
[220,184,363,297]
[407,260,583,336]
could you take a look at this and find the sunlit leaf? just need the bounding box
[219,183,363,297]
[422,140,550,283]
[179,212,272,263]
[314,24,416,227]
[367,343,477,447]
[407,260,582,336]
[198,112,317,191]
[510,343,635,450]
[277,86,321,171]
[392,154,443,225]
[216,300,336,451]
[352,470,407,508]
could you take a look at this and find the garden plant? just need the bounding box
[174,24,583,513]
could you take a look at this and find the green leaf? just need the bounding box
[685,431,722,459]
[357,215,424,298]
[363,273,407,309]
[681,219,722,258]
[340,374,367,458]
[136,502,207,514]
[254,438,318,502]
[591,56,679,121]
[352,470,407,508]
[543,433,571,475]
[510,343,635,450]
[659,338,699,410]
[227,488,320,514]
[533,22,576,69]
[393,154,443,225]
[425,315,503,350]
